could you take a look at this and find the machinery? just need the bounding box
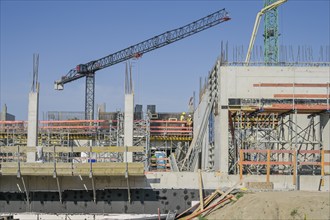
[54,9,230,119]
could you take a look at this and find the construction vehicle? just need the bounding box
[54,9,230,119]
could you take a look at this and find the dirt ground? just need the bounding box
[206,191,330,220]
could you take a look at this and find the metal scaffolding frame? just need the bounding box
[229,109,327,175]
[0,112,152,165]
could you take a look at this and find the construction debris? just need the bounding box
[177,181,243,220]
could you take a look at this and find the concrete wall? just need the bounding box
[193,90,210,169]
[215,65,330,173]
[1,173,328,192]
[218,66,329,101]
[1,173,328,214]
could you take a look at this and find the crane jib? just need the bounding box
[57,8,230,80]
[54,8,230,120]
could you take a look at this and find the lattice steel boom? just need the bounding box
[264,0,281,64]
[54,9,230,119]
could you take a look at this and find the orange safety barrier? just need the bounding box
[149,157,171,171]
[239,149,330,185]
[40,120,106,124]
[150,120,188,123]
[150,130,192,133]
[0,121,25,124]
[150,126,192,129]
[41,125,110,129]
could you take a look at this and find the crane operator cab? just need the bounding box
[76,64,88,73]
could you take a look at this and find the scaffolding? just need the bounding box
[0,111,194,173]
[228,103,329,176]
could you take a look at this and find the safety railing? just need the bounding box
[150,120,192,134]
[0,145,145,176]
[149,157,171,172]
[239,149,330,185]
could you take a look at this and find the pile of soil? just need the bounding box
[206,191,330,220]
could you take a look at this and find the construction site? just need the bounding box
[0,0,330,219]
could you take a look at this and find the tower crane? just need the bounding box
[264,0,283,64]
[245,0,287,64]
[54,9,230,119]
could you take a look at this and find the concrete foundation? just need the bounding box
[1,173,328,192]
[0,173,328,214]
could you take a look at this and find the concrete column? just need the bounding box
[27,92,39,162]
[215,64,229,174]
[124,93,134,162]
[201,132,209,170]
[214,109,228,173]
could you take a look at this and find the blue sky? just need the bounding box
[1,0,329,120]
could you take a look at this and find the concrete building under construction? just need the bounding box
[0,2,330,217]
[1,58,329,214]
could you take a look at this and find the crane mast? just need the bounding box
[264,0,280,64]
[55,9,230,119]
[245,0,287,64]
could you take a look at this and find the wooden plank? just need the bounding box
[40,119,106,124]
[241,161,267,165]
[22,146,145,153]
[216,190,237,201]
[239,150,243,181]
[74,162,143,169]
[269,161,293,165]
[293,150,297,186]
[274,94,329,99]
[1,162,19,168]
[299,150,321,154]
[270,104,328,110]
[1,162,144,176]
[253,83,330,88]
[198,169,204,211]
[1,167,19,175]
[200,180,242,218]
[299,162,321,166]
[0,162,145,169]
[55,163,73,169]
[73,167,144,176]
[321,150,325,186]
[241,149,268,153]
[267,149,270,183]
[1,168,144,176]
[177,192,218,219]
[271,150,295,154]
[0,120,25,124]
[209,180,241,205]
[92,146,144,153]
[186,197,232,220]
[0,146,20,153]
[20,169,54,175]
